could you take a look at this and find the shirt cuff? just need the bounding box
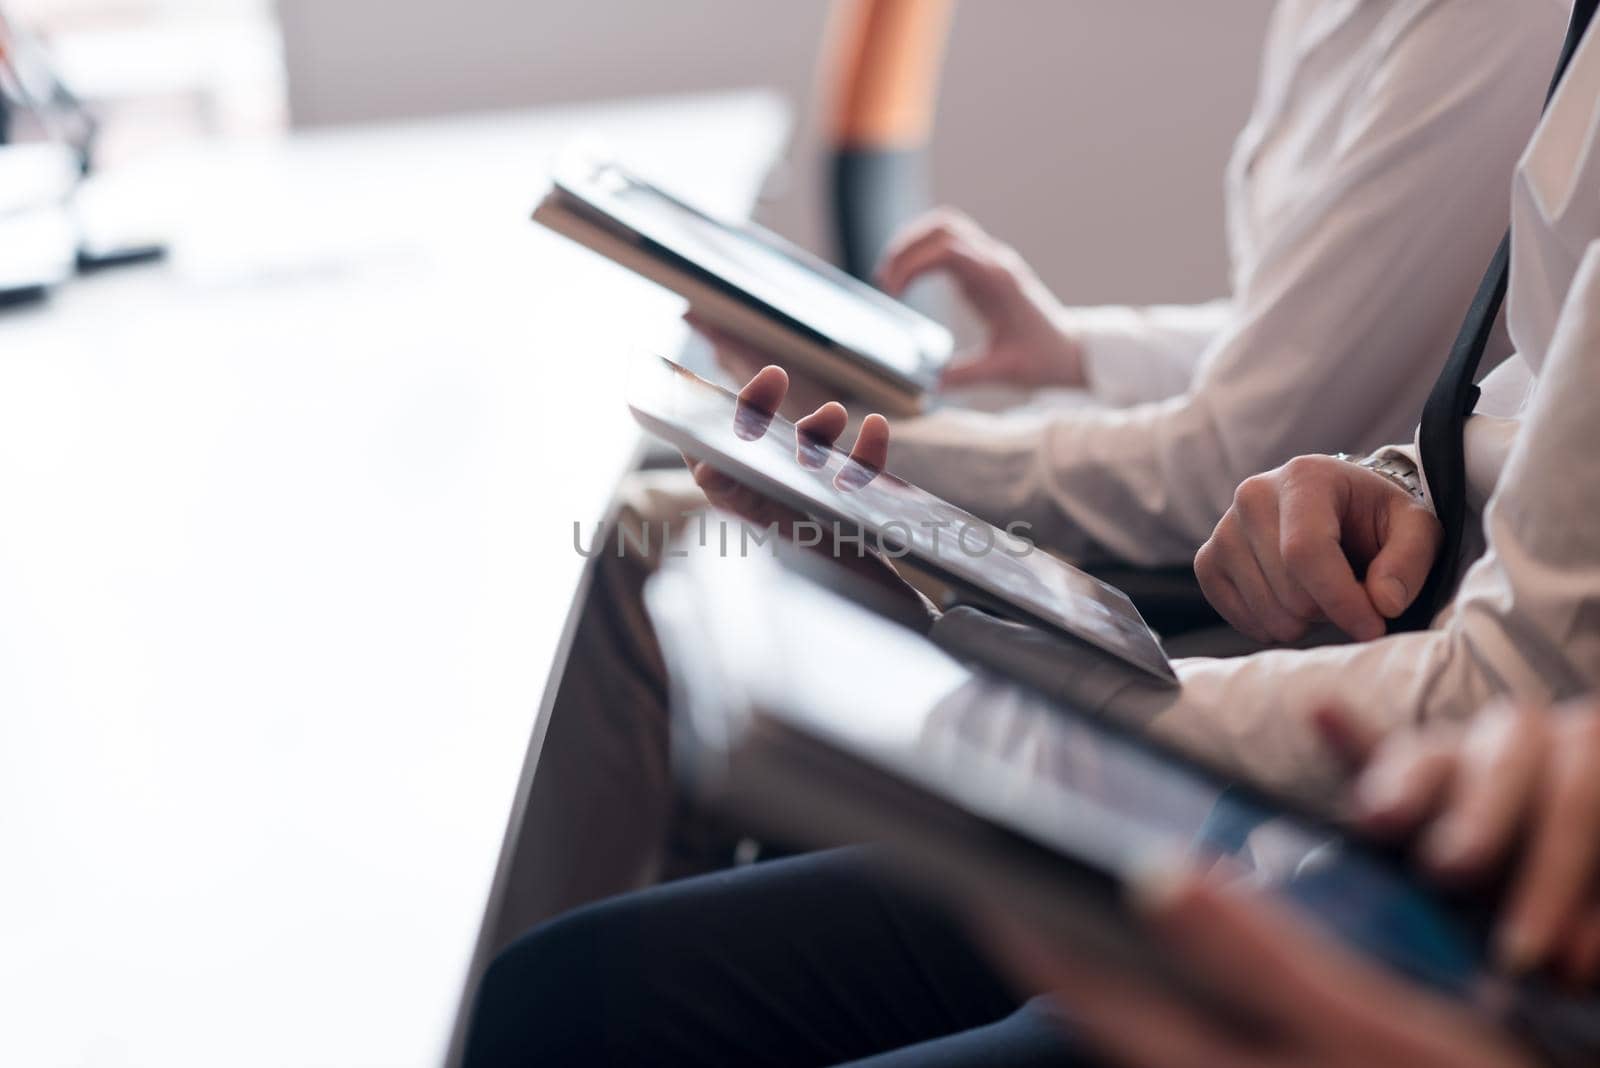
[1367,440,1433,512]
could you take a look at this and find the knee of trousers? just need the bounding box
[464,905,619,1066]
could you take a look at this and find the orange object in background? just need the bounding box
[820,0,954,278]
[825,0,953,150]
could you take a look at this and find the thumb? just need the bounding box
[1364,501,1444,618]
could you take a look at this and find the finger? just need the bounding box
[685,455,738,497]
[1234,483,1320,626]
[980,892,1268,1068]
[847,413,890,472]
[1557,906,1600,986]
[1312,704,1387,773]
[689,457,798,530]
[736,364,789,415]
[1351,732,1459,839]
[1419,703,1545,880]
[875,211,948,267]
[1136,871,1332,1022]
[794,401,850,469]
[1030,960,1264,1068]
[1194,531,1269,643]
[1365,499,1444,619]
[875,222,955,294]
[1139,870,1475,1054]
[836,413,890,492]
[875,209,972,292]
[1553,704,1600,986]
[795,400,849,443]
[1202,573,1263,643]
[1207,520,1307,643]
[1278,476,1385,641]
[1497,714,1600,973]
[879,235,993,301]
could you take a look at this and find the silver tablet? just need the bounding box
[647,543,1594,1062]
[547,157,954,397]
[628,354,1177,685]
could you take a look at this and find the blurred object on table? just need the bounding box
[0,140,75,305]
[0,0,285,298]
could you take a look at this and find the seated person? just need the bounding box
[695,212,1598,802]
[754,1,1561,572]
[677,0,1600,804]
[514,0,1565,927]
[988,698,1600,1068]
[465,697,1600,1067]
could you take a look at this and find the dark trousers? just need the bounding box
[465,849,1097,1066]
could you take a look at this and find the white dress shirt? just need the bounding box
[889,0,1565,566]
[1112,13,1600,800]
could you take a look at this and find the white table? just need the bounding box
[0,91,788,1067]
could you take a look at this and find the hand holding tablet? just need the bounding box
[534,155,954,415]
[629,353,1178,684]
[684,364,890,534]
[680,362,917,601]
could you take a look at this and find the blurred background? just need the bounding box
[0,5,1279,1063]
[7,0,1273,303]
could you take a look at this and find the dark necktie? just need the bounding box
[1395,0,1597,632]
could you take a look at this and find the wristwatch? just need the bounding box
[1332,451,1425,502]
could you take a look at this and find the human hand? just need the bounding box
[992,869,1535,1068]
[1194,455,1443,643]
[875,208,1084,390]
[1321,699,1600,982]
[683,364,890,539]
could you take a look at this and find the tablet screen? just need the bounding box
[560,160,950,380]
[629,356,1176,684]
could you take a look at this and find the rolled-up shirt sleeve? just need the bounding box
[889,1,1555,567]
[1111,242,1600,804]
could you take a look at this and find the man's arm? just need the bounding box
[1057,298,1232,407]
[1122,243,1600,803]
[890,0,1559,566]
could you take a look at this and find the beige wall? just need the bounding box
[277,1,1274,306]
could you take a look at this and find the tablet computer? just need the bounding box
[645,541,1597,1060]
[536,155,954,415]
[628,354,1177,685]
